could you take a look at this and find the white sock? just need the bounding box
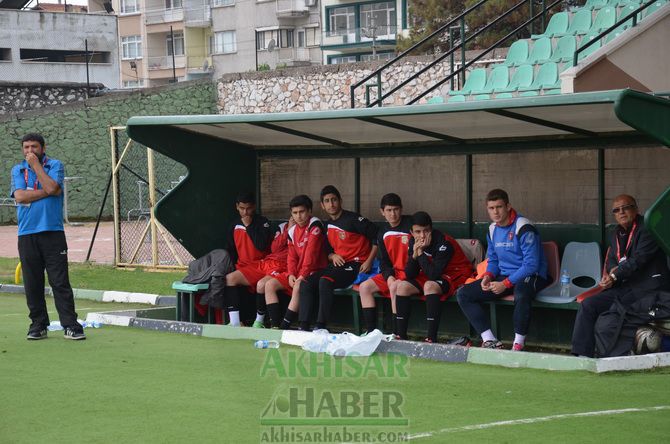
[255,313,265,323]
[481,329,496,342]
[229,311,240,326]
[514,333,526,346]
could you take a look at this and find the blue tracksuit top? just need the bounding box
[485,209,547,285]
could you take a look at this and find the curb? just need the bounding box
[84,308,670,373]
[0,283,174,306]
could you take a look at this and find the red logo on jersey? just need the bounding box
[508,231,514,241]
[311,227,321,235]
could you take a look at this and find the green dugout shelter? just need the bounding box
[126,89,670,259]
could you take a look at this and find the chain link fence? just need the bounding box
[111,127,193,269]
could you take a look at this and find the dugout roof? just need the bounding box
[125,89,670,258]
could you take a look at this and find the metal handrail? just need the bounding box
[349,0,490,108]
[573,0,657,66]
[352,0,563,108]
[408,0,562,106]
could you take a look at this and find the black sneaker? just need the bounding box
[447,336,472,347]
[26,329,48,340]
[481,340,504,349]
[64,327,86,340]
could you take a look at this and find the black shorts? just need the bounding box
[318,261,361,289]
[406,277,451,295]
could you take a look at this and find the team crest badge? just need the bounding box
[401,235,409,244]
[338,231,346,240]
[508,231,514,241]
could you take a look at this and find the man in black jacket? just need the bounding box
[571,194,670,357]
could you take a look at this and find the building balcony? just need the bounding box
[279,47,311,63]
[186,56,213,73]
[276,0,311,18]
[184,4,211,27]
[322,25,397,48]
[148,55,186,71]
[145,7,184,25]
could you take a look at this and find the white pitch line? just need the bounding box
[408,406,670,440]
[0,307,98,317]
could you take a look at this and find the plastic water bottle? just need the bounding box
[560,269,571,298]
[47,321,63,331]
[254,340,280,349]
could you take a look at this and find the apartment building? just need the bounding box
[88,0,213,88]
[321,0,408,64]
[0,6,120,87]
[210,0,321,79]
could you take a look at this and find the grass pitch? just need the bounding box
[1,293,669,443]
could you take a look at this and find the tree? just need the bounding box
[396,0,465,54]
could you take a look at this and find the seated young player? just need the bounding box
[264,195,327,329]
[299,185,378,331]
[395,211,474,343]
[358,193,413,335]
[224,192,272,326]
[244,218,292,328]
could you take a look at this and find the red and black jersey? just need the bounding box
[287,217,327,278]
[325,210,378,263]
[405,229,473,282]
[265,222,289,263]
[228,214,272,267]
[378,215,413,280]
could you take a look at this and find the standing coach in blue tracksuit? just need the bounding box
[10,133,85,341]
[457,189,549,351]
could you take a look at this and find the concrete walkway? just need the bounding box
[0,221,115,264]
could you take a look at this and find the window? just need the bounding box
[123,79,144,88]
[212,31,236,54]
[329,6,355,36]
[297,30,305,48]
[0,48,10,61]
[212,0,234,5]
[329,55,357,64]
[120,0,139,14]
[280,29,294,48]
[360,52,394,62]
[165,0,182,9]
[256,31,265,51]
[121,35,142,60]
[360,2,396,37]
[167,32,184,56]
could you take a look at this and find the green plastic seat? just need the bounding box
[448,95,466,103]
[642,0,668,19]
[475,65,509,94]
[449,68,487,95]
[617,2,642,27]
[518,62,559,91]
[494,92,514,99]
[550,35,577,62]
[609,0,640,6]
[584,0,608,9]
[592,6,617,32]
[527,37,552,64]
[560,9,593,36]
[502,40,529,66]
[531,11,569,39]
[474,94,491,100]
[499,64,534,92]
[426,96,445,104]
[604,23,629,43]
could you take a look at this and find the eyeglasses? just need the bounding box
[611,204,636,214]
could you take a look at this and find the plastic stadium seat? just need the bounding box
[527,37,553,64]
[449,68,487,95]
[474,94,491,100]
[592,6,617,32]
[518,62,559,91]
[456,239,485,267]
[618,2,643,25]
[560,9,593,36]
[584,0,609,8]
[501,242,559,302]
[604,23,630,43]
[642,0,669,19]
[448,95,466,103]
[475,65,509,93]
[576,247,610,303]
[550,35,577,62]
[494,92,514,99]
[531,11,569,39]
[499,64,534,92]
[426,96,445,104]
[537,242,602,304]
[609,0,640,6]
[502,40,529,66]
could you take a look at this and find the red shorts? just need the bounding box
[369,271,407,299]
[238,259,287,290]
[268,271,292,294]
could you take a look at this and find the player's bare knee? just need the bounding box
[424,281,441,294]
[395,281,414,296]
